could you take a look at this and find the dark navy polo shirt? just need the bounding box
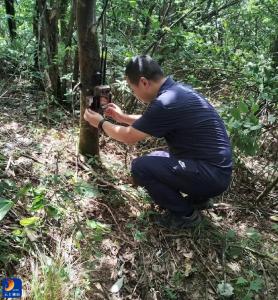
[132,77,232,169]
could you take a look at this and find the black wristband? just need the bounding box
[98,118,107,132]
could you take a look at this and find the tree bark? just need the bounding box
[72,48,79,88]
[76,0,101,156]
[271,34,278,70]
[142,4,156,39]
[38,0,62,101]
[33,0,40,71]
[4,0,16,41]
[32,0,44,89]
[61,0,76,101]
[59,0,69,40]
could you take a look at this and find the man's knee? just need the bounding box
[131,156,151,186]
[131,157,144,175]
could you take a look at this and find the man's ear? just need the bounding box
[140,77,150,88]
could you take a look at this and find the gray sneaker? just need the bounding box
[154,210,202,229]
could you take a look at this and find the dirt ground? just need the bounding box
[0,83,277,300]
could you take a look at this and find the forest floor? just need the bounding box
[0,80,278,300]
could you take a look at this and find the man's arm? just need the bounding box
[84,108,148,145]
[104,103,142,125]
[102,121,148,144]
[120,114,142,125]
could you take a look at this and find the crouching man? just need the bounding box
[84,55,232,229]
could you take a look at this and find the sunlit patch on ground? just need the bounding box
[0,90,277,300]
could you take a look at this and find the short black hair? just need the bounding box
[125,55,164,85]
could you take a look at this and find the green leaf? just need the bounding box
[249,124,261,131]
[17,184,32,197]
[129,0,136,7]
[12,229,23,236]
[31,194,45,211]
[46,205,60,218]
[0,179,16,193]
[249,278,263,292]
[75,231,84,241]
[236,277,248,286]
[249,114,259,125]
[239,102,249,113]
[0,199,14,222]
[246,228,261,241]
[231,108,241,120]
[251,103,259,113]
[242,293,253,300]
[75,182,100,198]
[271,223,278,232]
[86,219,110,231]
[20,216,40,227]
[226,229,236,240]
[134,230,146,241]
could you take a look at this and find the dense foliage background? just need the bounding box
[1,0,277,155]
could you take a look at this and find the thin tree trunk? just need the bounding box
[72,48,79,88]
[271,34,278,70]
[61,0,76,102]
[4,0,16,41]
[33,0,40,71]
[142,4,156,39]
[38,0,62,101]
[59,0,69,39]
[32,0,44,89]
[76,0,101,156]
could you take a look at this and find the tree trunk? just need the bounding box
[59,0,69,39]
[4,0,16,41]
[38,0,62,101]
[61,0,76,102]
[142,4,156,39]
[33,0,40,71]
[32,0,44,89]
[76,0,101,156]
[72,48,79,88]
[271,34,278,70]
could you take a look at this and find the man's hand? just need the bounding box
[84,109,103,128]
[104,103,124,123]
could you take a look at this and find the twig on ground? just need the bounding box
[256,175,278,203]
[5,154,13,172]
[87,197,134,246]
[55,150,61,175]
[190,240,218,295]
[21,153,45,165]
[68,154,143,212]
[0,90,8,98]
[161,231,178,268]
[131,271,145,297]
[75,143,79,179]
[234,245,278,264]
[260,259,269,300]
[205,280,209,300]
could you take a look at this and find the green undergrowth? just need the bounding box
[0,95,277,299]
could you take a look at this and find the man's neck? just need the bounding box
[148,77,167,102]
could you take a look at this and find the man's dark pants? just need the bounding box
[131,151,232,216]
